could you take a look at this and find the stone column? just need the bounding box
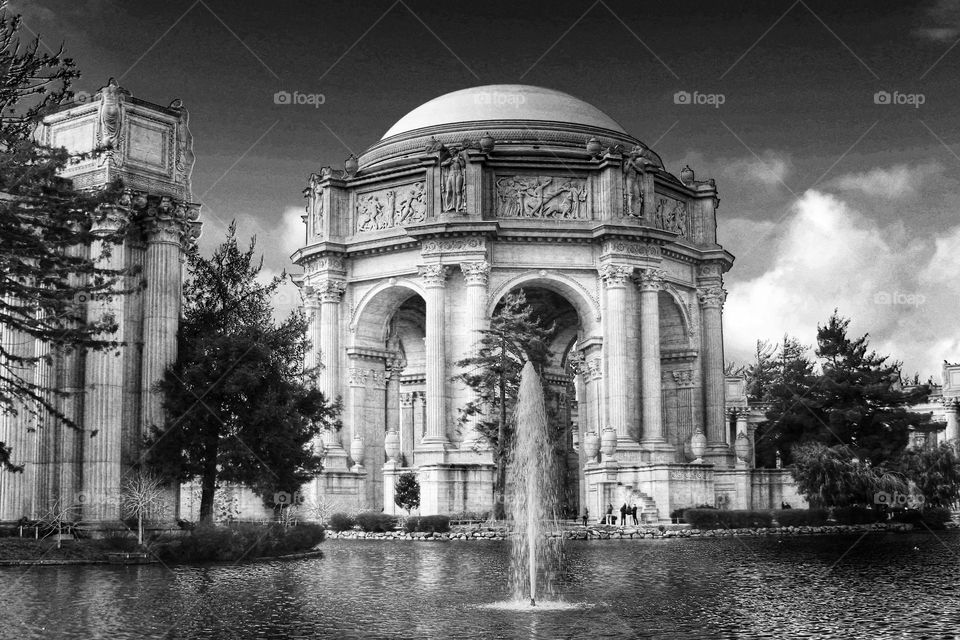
[943,398,959,444]
[414,392,427,443]
[599,264,634,451]
[318,279,347,466]
[82,208,128,523]
[636,268,673,462]
[400,392,415,465]
[0,306,37,520]
[140,200,192,435]
[698,285,730,465]
[304,290,320,372]
[419,265,449,450]
[459,261,490,447]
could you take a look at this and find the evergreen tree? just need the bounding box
[753,335,817,467]
[0,4,127,470]
[143,226,339,523]
[744,339,776,401]
[453,290,553,519]
[394,471,420,515]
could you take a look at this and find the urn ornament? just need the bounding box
[680,164,695,184]
[690,428,707,462]
[479,132,495,153]
[344,154,359,176]
[585,137,602,157]
[384,429,400,462]
[734,431,751,463]
[600,426,617,459]
[583,431,600,461]
[350,434,365,467]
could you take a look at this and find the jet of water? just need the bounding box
[507,360,561,606]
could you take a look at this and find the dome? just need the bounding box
[381,85,627,140]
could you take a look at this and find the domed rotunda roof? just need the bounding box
[381,84,627,139]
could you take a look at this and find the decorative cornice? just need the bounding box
[600,239,661,259]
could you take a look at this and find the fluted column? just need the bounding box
[459,261,489,447]
[400,392,415,465]
[0,305,37,520]
[419,265,449,448]
[637,269,665,442]
[599,264,634,447]
[304,291,320,372]
[698,285,729,463]
[318,279,347,465]
[82,208,128,522]
[140,200,192,434]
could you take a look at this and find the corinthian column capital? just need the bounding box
[317,279,346,303]
[459,261,490,286]
[599,263,633,288]
[419,264,450,288]
[697,286,727,309]
[635,268,666,292]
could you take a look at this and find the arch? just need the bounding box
[660,283,696,347]
[350,278,426,348]
[486,270,601,332]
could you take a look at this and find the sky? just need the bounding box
[12,0,960,380]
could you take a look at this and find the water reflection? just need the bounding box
[3,533,959,639]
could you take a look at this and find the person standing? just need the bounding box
[582,508,589,527]
[605,503,613,525]
[619,503,627,527]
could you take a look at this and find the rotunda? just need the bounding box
[294,85,739,517]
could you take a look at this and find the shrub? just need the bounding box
[404,515,450,533]
[774,508,828,527]
[152,523,324,563]
[354,512,397,533]
[97,530,139,551]
[832,506,882,525]
[684,509,773,530]
[891,507,952,530]
[327,512,356,532]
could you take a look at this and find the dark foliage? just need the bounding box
[354,512,397,533]
[327,512,355,532]
[403,515,451,533]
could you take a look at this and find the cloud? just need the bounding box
[825,163,942,199]
[722,151,791,189]
[724,188,958,379]
[914,0,960,41]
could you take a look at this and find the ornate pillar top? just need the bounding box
[697,286,727,309]
[460,260,490,286]
[316,279,346,304]
[635,267,666,292]
[672,369,696,388]
[419,264,450,288]
[942,396,960,410]
[598,263,633,288]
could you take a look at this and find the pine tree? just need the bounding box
[753,335,817,467]
[0,4,128,470]
[142,226,339,523]
[453,290,553,519]
[394,471,420,515]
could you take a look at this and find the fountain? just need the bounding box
[507,360,562,607]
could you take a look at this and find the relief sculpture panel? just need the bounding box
[653,195,689,239]
[495,175,587,219]
[356,182,426,232]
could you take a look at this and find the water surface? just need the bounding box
[3,533,958,639]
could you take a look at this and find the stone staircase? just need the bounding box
[636,492,661,524]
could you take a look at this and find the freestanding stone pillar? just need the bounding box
[81,209,128,522]
[419,265,449,450]
[459,261,490,446]
[698,285,730,465]
[943,398,959,444]
[399,392,415,465]
[599,264,634,453]
[637,268,673,462]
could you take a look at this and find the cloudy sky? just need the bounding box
[13,0,960,379]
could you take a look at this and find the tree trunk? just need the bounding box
[138,515,143,546]
[199,432,219,524]
[494,339,507,521]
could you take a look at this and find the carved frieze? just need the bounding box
[653,195,688,238]
[672,369,695,388]
[356,182,425,232]
[496,175,587,219]
[305,256,346,274]
[420,237,485,255]
[600,240,661,258]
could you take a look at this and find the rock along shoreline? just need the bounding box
[326,521,945,542]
